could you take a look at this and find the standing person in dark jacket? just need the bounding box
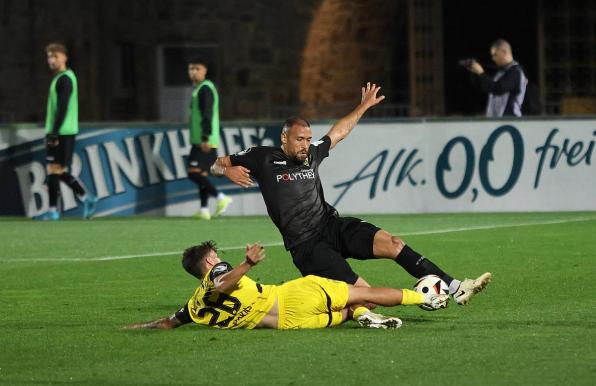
[467,39,528,117]
[37,43,97,220]
[186,58,232,220]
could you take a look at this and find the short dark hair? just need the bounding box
[282,116,311,133]
[491,39,511,52]
[182,241,217,278]
[188,57,207,67]
[46,43,67,55]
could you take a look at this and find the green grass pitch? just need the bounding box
[1,212,595,385]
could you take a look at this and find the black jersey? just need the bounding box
[230,136,336,249]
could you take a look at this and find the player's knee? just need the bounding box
[391,236,404,246]
[373,230,404,258]
[391,236,405,250]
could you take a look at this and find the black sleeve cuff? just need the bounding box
[174,304,192,324]
[209,262,233,281]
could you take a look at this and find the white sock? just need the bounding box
[78,194,88,202]
[217,193,226,200]
[449,279,462,295]
[49,207,58,213]
[200,207,209,214]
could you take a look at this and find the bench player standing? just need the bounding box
[37,43,97,220]
[186,58,232,220]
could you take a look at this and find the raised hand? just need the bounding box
[245,243,266,266]
[360,82,385,109]
[469,60,484,75]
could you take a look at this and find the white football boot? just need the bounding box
[453,272,492,305]
[355,310,403,329]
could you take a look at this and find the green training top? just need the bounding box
[189,79,220,147]
[45,69,78,135]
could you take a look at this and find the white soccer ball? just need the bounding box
[413,275,449,311]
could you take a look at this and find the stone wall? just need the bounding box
[0,0,408,122]
[300,0,405,117]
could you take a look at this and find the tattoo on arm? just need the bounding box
[210,157,232,176]
[210,163,226,176]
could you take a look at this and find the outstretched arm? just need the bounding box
[210,156,254,187]
[326,82,385,149]
[124,314,186,330]
[468,60,521,95]
[213,243,266,293]
[476,68,521,95]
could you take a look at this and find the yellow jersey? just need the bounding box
[185,262,277,329]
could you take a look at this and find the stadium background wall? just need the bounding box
[0,118,594,217]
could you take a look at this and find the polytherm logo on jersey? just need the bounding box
[276,169,316,182]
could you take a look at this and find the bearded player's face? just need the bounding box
[283,125,312,162]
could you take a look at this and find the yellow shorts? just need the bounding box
[277,275,349,329]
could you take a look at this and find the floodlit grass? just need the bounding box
[1,212,595,385]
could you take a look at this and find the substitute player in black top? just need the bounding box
[36,43,97,220]
[186,58,232,220]
[211,83,491,305]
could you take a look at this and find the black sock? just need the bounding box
[199,187,209,207]
[189,172,218,205]
[48,174,61,209]
[200,176,218,198]
[60,173,86,197]
[395,245,454,285]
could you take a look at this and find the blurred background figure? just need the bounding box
[37,43,97,221]
[186,58,231,220]
[463,39,528,117]
[1,1,594,122]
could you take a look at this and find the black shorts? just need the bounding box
[289,216,381,284]
[46,135,76,166]
[187,146,218,172]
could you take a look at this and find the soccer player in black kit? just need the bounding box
[210,83,491,322]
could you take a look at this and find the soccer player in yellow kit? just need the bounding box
[126,241,449,331]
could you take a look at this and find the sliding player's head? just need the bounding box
[46,43,68,73]
[182,241,220,279]
[281,117,312,162]
[188,57,208,85]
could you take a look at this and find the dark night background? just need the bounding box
[0,0,593,123]
[443,0,538,115]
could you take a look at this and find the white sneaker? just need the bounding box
[424,293,450,310]
[197,210,211,220]
[453,272,492,305]
[355,311,403,329]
